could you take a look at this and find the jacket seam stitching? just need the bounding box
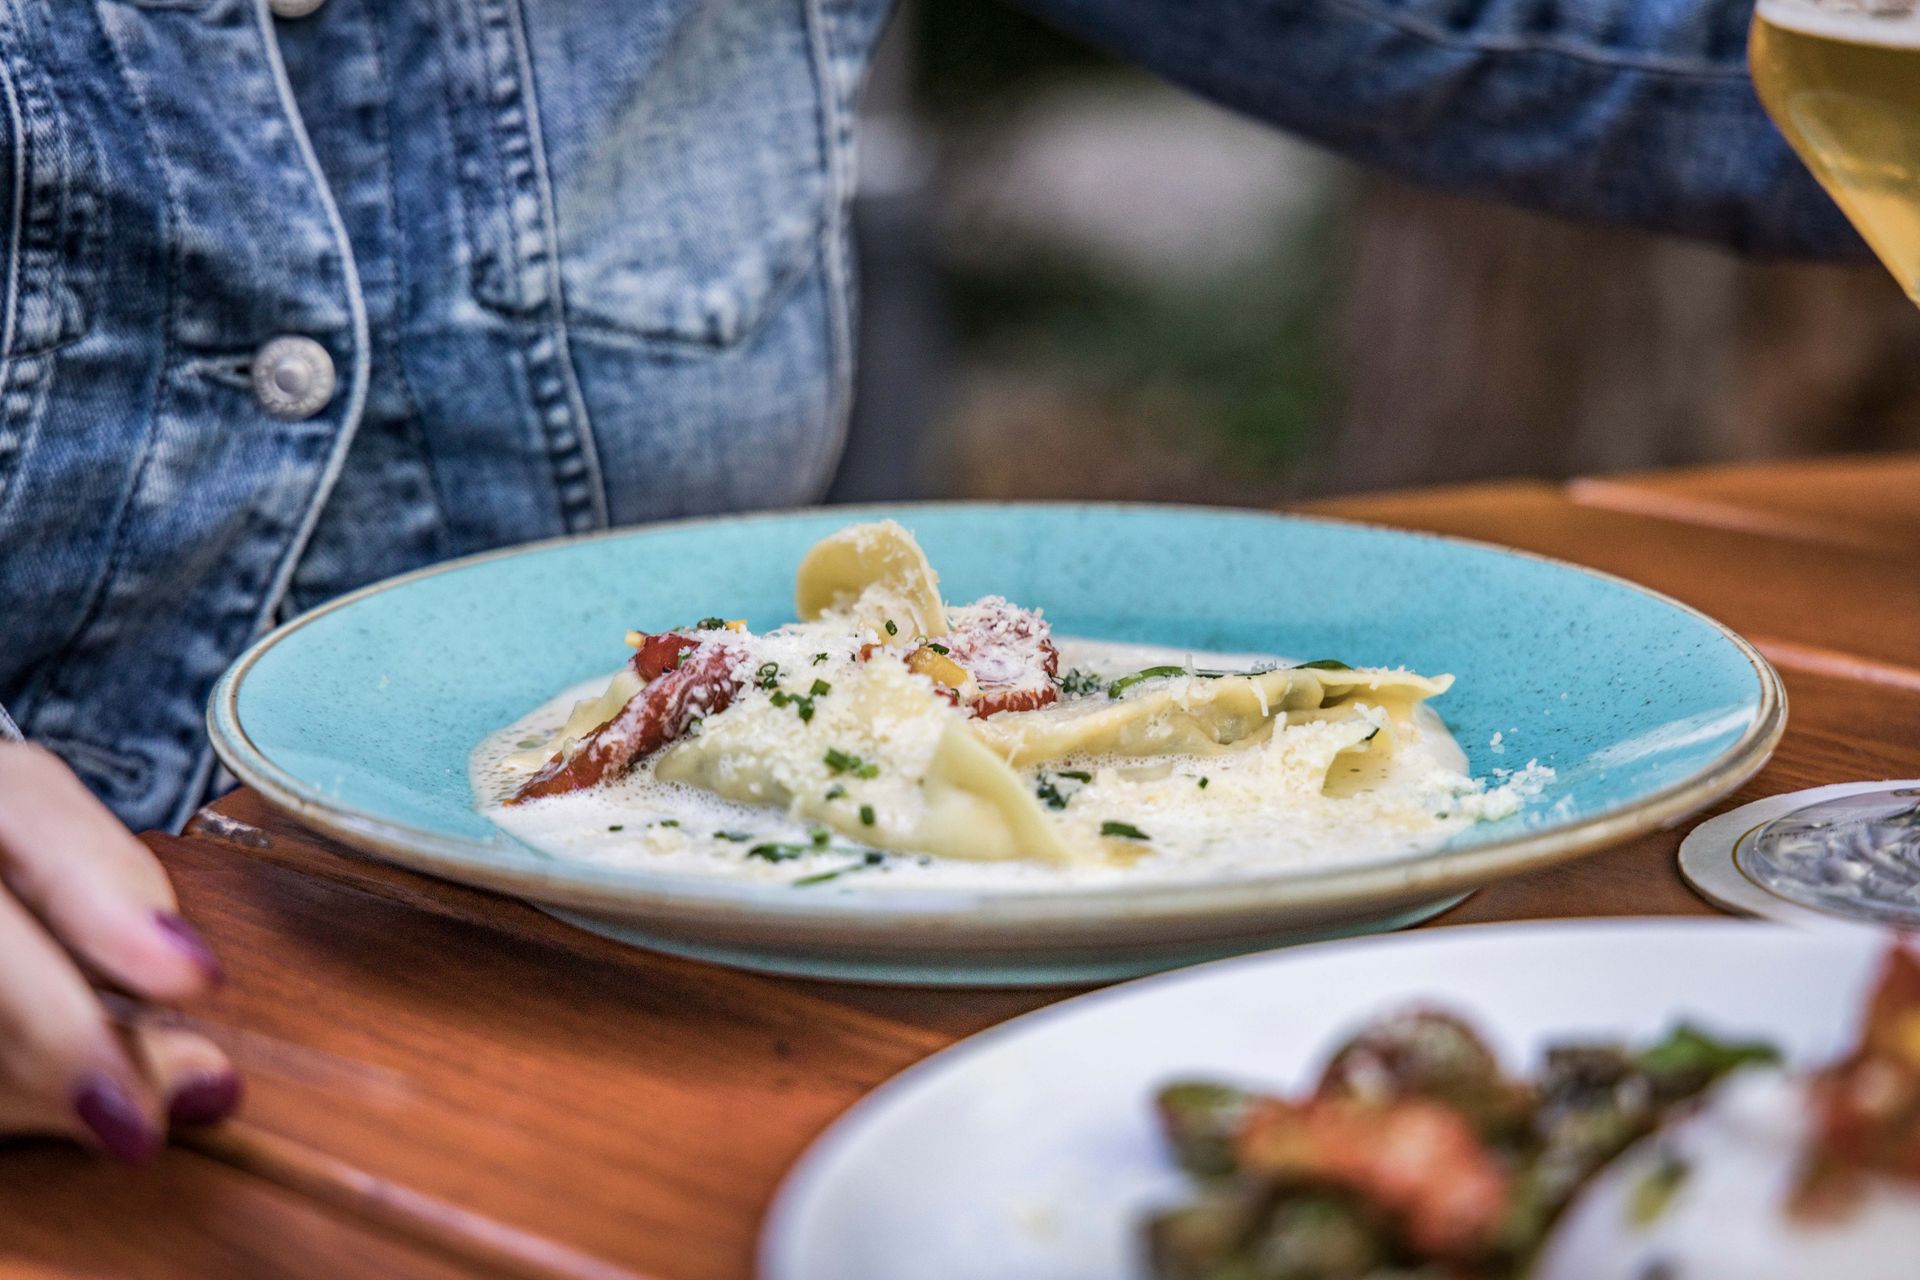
[26,0,183,744]
[506,0,608,529]
[802,0,856,500]
[1317,0,1752,80]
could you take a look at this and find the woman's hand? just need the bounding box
[0,742,236,1162]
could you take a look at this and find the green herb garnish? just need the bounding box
[884,619,898,636]
[695,616,728,631]
[810,827,831,847]
[925,642,950,655]
[1101,821,1151,840]
[655,819,679,828]
[1057,668,1103,697]
[607,824,624,832]
[1636,1025,1781,1079]
[859,804,875,826]
[1294,659,1352,671]
[823,748,880,778]
[809,678,831,697]
[1106,665,1189,698]
[1035,777,1070,810]
[754,662,781,689]
[811,652,829,665]
[1057,769,1092,782]
[1105,665,1250,698]
[825,784,846,801]
[747,842,806,863]
[793,850,886,887]
[1629,1155,1691,1226]
[1198,777,1209,789]
[714,831,752,842]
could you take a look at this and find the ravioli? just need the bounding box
[475,522,1541,890]
[654,654,1086,865]
[970,666,1452,767]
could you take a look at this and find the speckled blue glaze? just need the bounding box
[209,504,1782,983]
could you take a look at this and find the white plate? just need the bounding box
[760,919,1885,1280]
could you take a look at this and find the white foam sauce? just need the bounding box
[1758,0,1920,46]
[473,638,1544,892]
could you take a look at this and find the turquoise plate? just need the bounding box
[208,504,1783,985]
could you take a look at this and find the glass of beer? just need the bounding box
[1750,0,1920,304]
[1745,3,1919,930]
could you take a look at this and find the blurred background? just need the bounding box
[827,1,1920,506]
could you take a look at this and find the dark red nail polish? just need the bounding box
[168,1071,242,1127]
[153,911,223,984]
[73,1072,160,1165]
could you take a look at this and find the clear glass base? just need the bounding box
[1737,786,1920,926]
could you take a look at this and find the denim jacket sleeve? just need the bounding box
[1008,0,1863,258]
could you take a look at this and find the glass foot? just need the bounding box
[1737,786,1920,926]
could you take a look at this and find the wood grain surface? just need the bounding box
[3,456,1915,1279]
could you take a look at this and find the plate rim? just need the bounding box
[207,500,1786,924]
[754,916,1874,1280]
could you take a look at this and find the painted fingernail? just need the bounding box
[73,1072,161,1165]
[153,911,223,984]
[168,1071,243,1127]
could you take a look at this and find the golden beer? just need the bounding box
[1750,0,1920,303]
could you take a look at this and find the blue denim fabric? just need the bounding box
[1013,0,1860,256]
[0,0,1859,832]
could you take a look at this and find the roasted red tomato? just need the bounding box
[508,645,739,804]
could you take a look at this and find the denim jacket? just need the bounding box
[0,0,1852,832]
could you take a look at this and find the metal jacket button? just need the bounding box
[251,336,336,420]
[269,0,327,17]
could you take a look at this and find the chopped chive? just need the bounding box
[1101,821,1151,840]
[825,783,846,801]
[656,819,679,828]
[1198,777,1210,789]
[755,662,781,689]
[794,849,887,888]
[1107,665,1255,698]
[1294,659,1352,671]
[811,652,829,665]
[715,831,751,842]
[859,804,875,826]
[824,748,877,777]
[925,642,950,655]
[809,678,831,697]
[796,699,815,723]
[1106,665,1190,698]
[1056,769,1092,782]
[696,616,727,631]
[810,827,831,847]
[884,619,898,636]
[1034,776,1070,810]
[747,842,806,862]
[607,824,624,832]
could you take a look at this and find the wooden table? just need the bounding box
[6,456,1919,1279]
